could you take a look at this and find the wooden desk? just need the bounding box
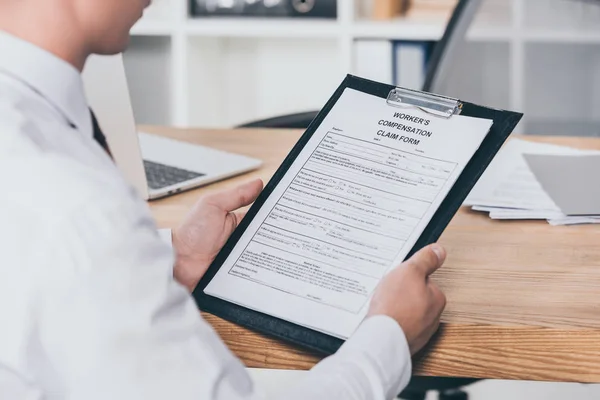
[145,126,600,383]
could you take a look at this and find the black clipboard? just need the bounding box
[193,74,523,356]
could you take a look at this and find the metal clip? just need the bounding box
[386,87,462,119]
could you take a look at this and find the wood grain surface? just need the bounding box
[144,126,600,382]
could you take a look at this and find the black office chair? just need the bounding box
[237,111,319,129]
[237,1,483,398]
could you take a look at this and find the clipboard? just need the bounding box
[192,74,523,356]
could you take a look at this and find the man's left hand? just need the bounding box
[172,179,264,292]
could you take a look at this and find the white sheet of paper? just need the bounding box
[205,88,493,339]
[489,208,565,220]
[548,217,600,226]
[472,205,600,224]
[471,205,525,214]
[471,205,503,213]
[465,139,598,211]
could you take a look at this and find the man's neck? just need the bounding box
[0,2,88,71]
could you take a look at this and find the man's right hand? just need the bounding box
[368,244,447,355]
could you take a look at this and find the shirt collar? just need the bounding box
[0,30,92,137]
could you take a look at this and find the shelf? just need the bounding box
[130,20,173,36]
[352,20,444,41]
[185,18,341,38]
[352,20,515,42]
[131,17,600,44]
[523,30,600,44]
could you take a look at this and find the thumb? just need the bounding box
[406,244,446,277]
[203,179,263,212]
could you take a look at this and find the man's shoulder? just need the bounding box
[0,86,32,138]
[0,74,41,120]
[0,80,141,224]
[0,154,138,226]
[0,82,58,156]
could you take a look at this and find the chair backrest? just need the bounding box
[422,0,483,93]
[238,111,319,129]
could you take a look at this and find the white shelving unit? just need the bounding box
[123,0,600,136]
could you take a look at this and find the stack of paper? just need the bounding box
[465,139,600,225]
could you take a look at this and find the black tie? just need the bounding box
[90,109,112,157]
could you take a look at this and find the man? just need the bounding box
[0,0,447,399]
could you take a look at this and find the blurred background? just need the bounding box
[125,0,600,137]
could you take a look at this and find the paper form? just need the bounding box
[471,205,565,220]
[548,217,600,226]
[465,139,599,211]
[471,200,600,224]
[205,88,493,339]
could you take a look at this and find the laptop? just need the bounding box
[81,54,262,200]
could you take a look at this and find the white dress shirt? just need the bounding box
[0,31,412,400]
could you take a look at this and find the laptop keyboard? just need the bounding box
[144,160,205,190]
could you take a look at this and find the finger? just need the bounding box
[203,179,263,212]
[428,319,442,341]
[233,210,248,227]
[429,283,447,315]
[406,244,446,277]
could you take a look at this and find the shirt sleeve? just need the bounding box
[286,315,412,400]
[33,194,412,400]
[157,228,174,275]
[158,229,172,247]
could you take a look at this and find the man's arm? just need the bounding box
[286,316,411,400]
[35,187,443,400]
[155,235,410,397]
